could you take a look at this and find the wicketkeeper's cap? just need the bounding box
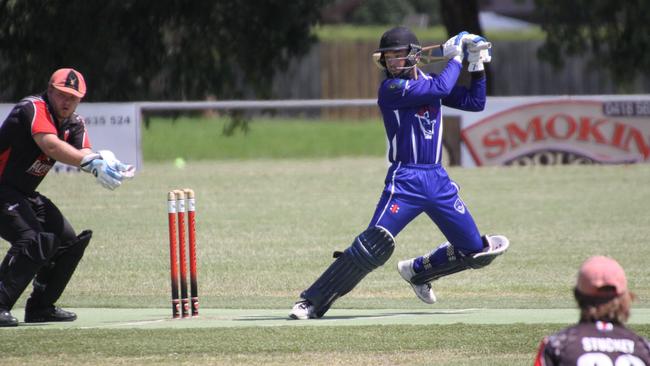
[49,68,86,98]
[576,256,628,298]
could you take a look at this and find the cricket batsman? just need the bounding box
[0,68,134,326]
[290,26,509,320]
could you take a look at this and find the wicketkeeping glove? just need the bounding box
[96,150,136,179]
[80,150,135,190]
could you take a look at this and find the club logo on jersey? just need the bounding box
[25,154,54,177]
[390,203,400,214]
[388,79,406,90]
[414,106,438,139]
[454,198,466,214]
[595,321,614,332]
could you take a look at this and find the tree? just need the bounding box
[0,0,327,102]
[438,0,493,94]
[322,0,441,26]
[439,0,482,36]
[535,0,650,84]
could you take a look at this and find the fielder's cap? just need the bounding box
[576,256,628,298]
[49,68,86,98]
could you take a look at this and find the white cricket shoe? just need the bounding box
[289,299,316,320]
[397,259,437,304]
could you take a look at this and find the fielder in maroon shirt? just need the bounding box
[0,68,134,326]
[534,256,650,366]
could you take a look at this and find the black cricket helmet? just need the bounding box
[375,26,422,75]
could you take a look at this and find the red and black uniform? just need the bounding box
[534,321,650,366]
[0,93,93,313]
[0,93,91,192]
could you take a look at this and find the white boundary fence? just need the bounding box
[137,99,376,112]
[3,95,650,171]
[0,99,378,173]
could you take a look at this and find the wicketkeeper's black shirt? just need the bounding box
[0,93,91,194]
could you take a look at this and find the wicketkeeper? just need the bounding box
[290,26,508,320]
[0,68,134,326]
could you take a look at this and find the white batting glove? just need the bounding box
[443,31,469,63]
[467,48,492,72]
[461,34,491,50]
[460,34,492,72]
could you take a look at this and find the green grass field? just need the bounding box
[142,116,388,161]
[1,118,650,365]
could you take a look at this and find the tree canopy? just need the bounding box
[535,0,650,84]
[0,0,327,102]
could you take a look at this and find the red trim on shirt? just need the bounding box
[0,148,12,179]
[30,100,57,135]
[533,339,547,366]
[81,127,92,149]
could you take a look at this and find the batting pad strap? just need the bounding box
[410,235,509,285]
[301,226,395,317]
[410,258,471,285]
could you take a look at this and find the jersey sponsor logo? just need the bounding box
[414,106,438,139]
[25,154,54,177]
[454,198,466,214]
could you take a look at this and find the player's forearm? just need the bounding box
[433,60,462,96]
[468,73,487,110]
[442,76,486,111]
[33,133,91,166]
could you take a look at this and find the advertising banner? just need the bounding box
[453,96,650,167]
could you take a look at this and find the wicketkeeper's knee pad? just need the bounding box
[54,230,92,263]
[20,232,61,266]
[410,234,509,285]
[0,232,64,309]
[301,226,395,317]
[30,230,92,308]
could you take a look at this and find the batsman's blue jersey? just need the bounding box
[377,60,485,165]
[370,60,487,255]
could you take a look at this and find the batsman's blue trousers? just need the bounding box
[368,162,483,254]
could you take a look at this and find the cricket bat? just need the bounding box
[372,42,492,68]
